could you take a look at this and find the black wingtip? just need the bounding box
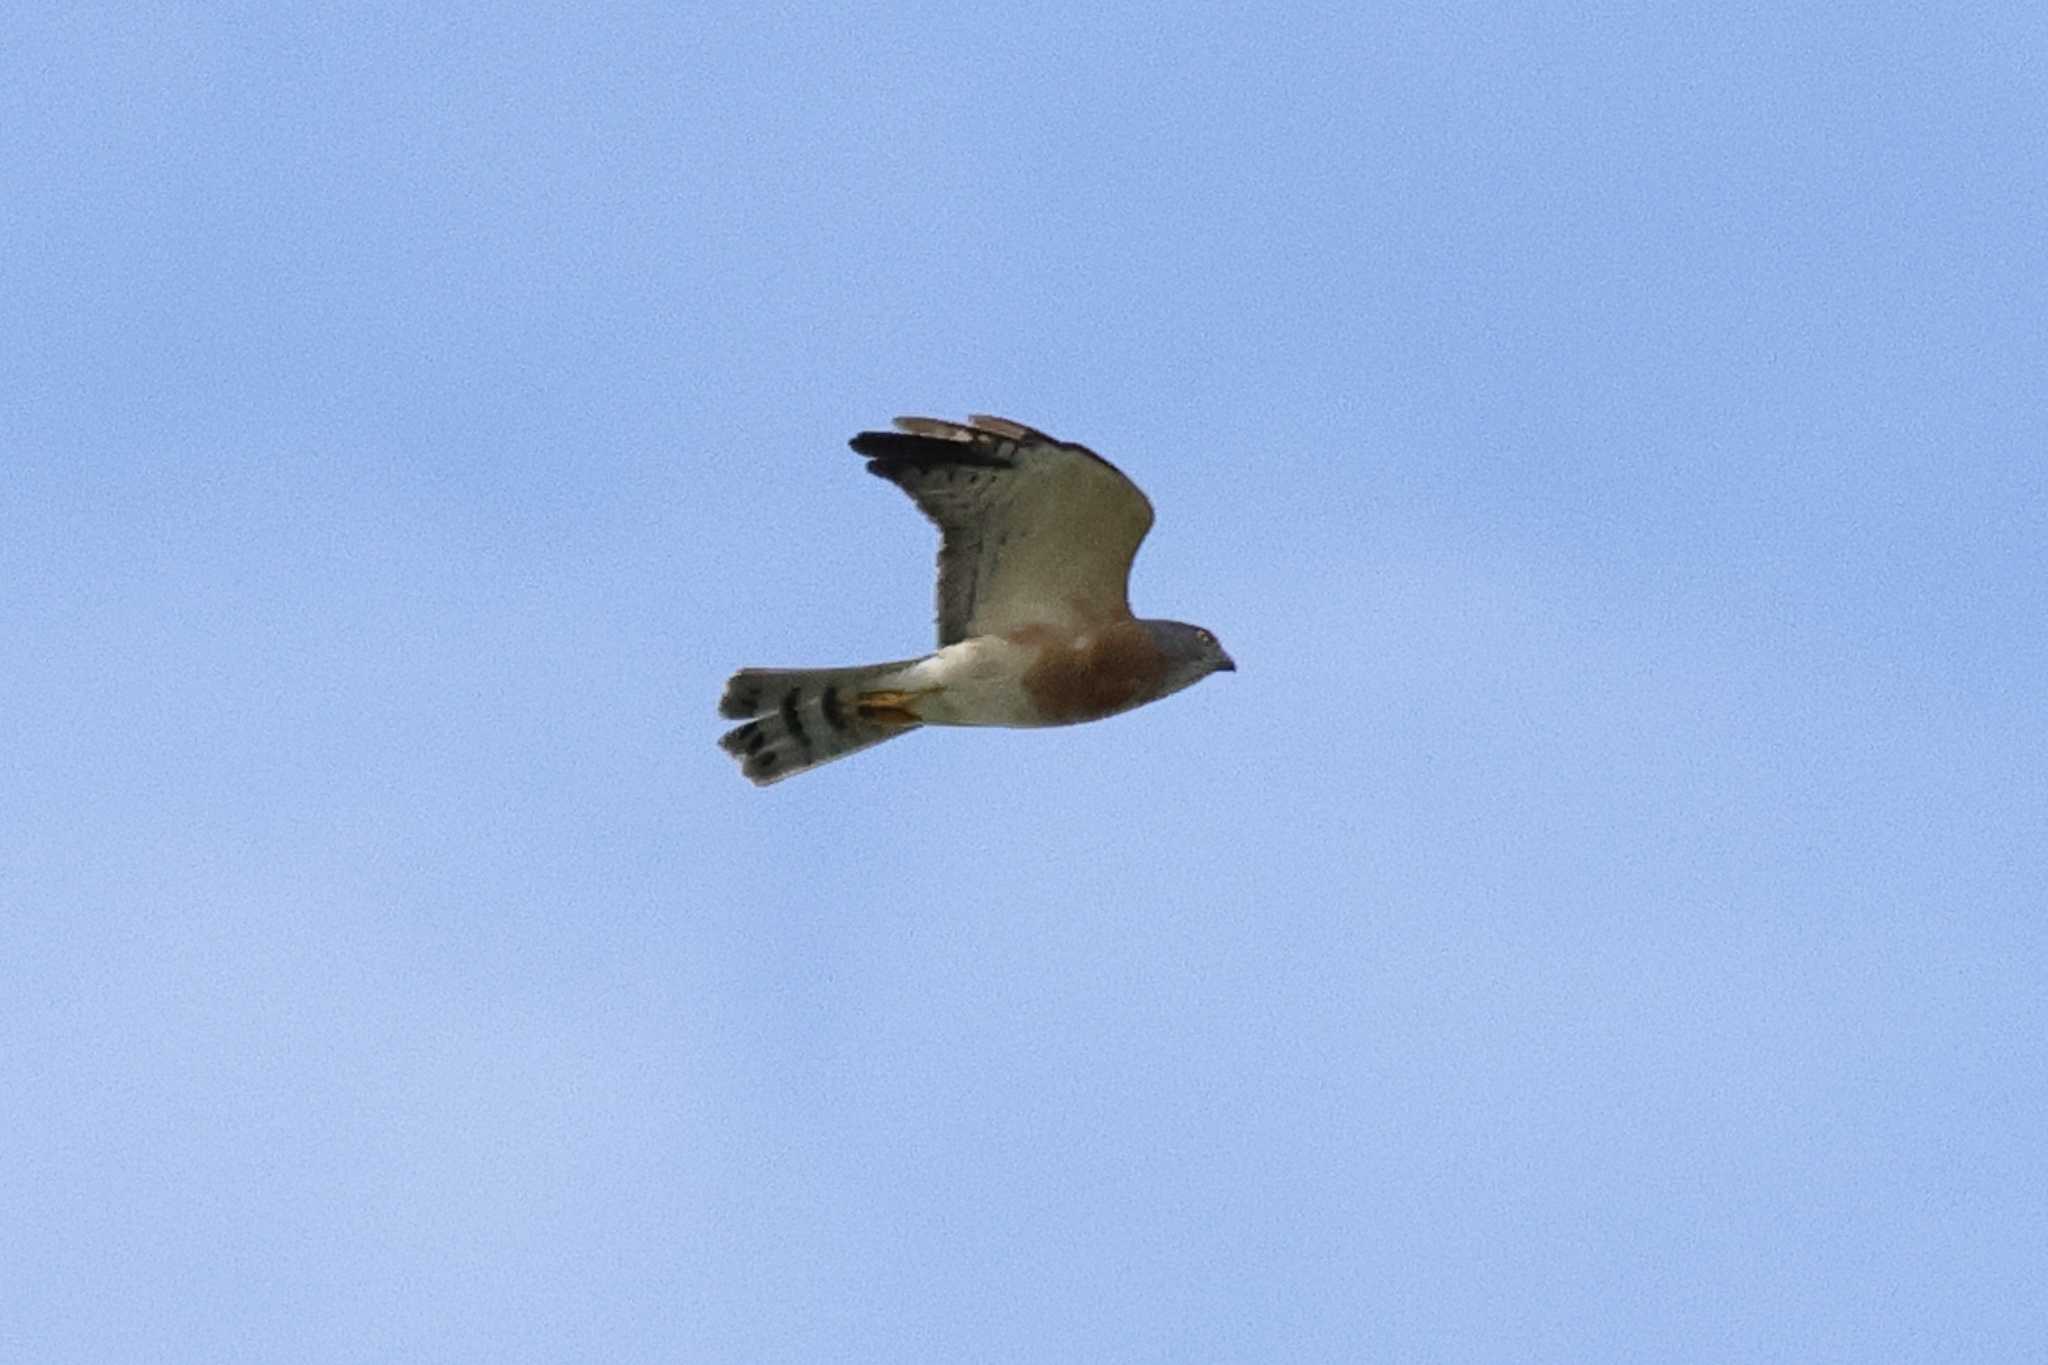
[848,431,1013,470]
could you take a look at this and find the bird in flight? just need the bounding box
[718,415,1234,785]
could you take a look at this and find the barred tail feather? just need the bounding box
[718,662,925,785]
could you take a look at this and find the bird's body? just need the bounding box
[719,415,1232,785]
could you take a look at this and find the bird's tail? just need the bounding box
[717,661,929,785]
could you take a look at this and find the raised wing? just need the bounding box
[850,415,1155,645]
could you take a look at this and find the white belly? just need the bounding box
[895,637,1059,728]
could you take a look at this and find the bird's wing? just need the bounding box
[851,415,1155,645]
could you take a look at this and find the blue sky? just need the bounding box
[5,4,2044,1360]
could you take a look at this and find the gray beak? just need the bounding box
[1217,652,1236,672]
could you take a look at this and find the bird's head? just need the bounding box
[1143,619,1236,697]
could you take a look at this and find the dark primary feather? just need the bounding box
[849,430,1015,477]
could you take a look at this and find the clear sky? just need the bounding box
[5,5,2044,1361]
